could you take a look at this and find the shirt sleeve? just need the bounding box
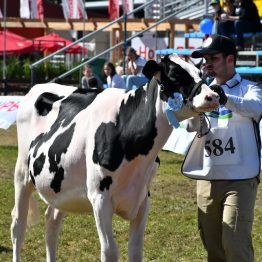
[226,84,262,122]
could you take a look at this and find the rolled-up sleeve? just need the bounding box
[226,85,262,122]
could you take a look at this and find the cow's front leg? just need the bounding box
[45,206,66,262]
[128,195,150,262]
[91,192,118,262]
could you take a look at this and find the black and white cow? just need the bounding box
[11,54,222,262]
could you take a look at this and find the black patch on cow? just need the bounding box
[33,153,46,177]
[35,93,64,116]
[48,123,75,193]
[93,79,158,171]
[159,56,196,99]
[73,88,104,95]
[99,176,113,191]
[29,90,98,193]
[30,90,98,158]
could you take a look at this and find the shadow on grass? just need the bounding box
[0,245,12,253]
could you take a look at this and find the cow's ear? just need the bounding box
[142,60,161,80]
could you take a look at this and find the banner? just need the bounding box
[108,0,119,19]
[0,96,23,129]
[62,0,87,19]
[20,0,44,19]
[122,0,133,18]
[20,0,30,18]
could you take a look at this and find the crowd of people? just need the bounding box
[80,47,148,91]
[210,0,261,50]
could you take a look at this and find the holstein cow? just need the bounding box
[11,54,224,262]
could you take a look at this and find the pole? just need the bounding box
[3,0,7,86]
[122,13,127,75]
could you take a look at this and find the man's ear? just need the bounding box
[227,54,235,64]
[142,60,161,80]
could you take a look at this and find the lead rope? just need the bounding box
[197,113,211,138]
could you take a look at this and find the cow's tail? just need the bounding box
[27,194,40,227]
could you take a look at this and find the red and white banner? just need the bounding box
[108,0,119,19]
[31,0,44,19]
[20,0,44,19]
[62,0,87,19]
[0,97,23,129]
[122,0,133,17]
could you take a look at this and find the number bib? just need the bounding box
[203,127,240,166]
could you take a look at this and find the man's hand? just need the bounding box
[210,85,228,105]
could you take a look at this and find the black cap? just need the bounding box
[209,0,219,5]
[192,35,237,58]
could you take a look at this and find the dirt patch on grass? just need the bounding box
[0,125,17,147]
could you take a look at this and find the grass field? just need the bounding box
[0,126,261,262]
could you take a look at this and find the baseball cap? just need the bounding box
[209,0,219,5]
[191,35,237,58]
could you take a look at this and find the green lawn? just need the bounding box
[0,126,261,262]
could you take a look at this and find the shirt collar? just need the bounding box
[210,73,242,88]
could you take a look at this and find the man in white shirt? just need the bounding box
[182,35,262,262]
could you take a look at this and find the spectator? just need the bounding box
[210,0,235,33]
[184,35,262,261]
[218,0,261,50]
[210,0,223,33]
[122,47,148,90]
[221,0,235,15]
[81,64,103,90]
[103,62,126,89]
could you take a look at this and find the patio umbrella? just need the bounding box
[33,33,88,54]
[0,31,34,56]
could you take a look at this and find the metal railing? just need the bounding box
[30,0,155,86]
[30,0,204,86]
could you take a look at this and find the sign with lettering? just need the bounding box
[0,96,23,129]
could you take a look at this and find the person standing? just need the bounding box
[103,62,126,89]
[182,35,262,262]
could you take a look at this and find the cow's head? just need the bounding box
[142,54,223,112]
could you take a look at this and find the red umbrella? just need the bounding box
[0,31,34,56]
[33,33,88,54]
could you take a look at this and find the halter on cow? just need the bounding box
[11,54,223,262]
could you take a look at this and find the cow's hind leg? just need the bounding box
[91,193,118,262]
[11,161,35,262]
[128,195,150,262]
[45,206,66,262]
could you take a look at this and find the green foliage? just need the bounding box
[23,58,32,80]
[0,126,261,261]
[5,57,24,79]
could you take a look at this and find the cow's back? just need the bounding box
[16,84,77,157]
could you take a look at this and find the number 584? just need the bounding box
[204,137,235,157]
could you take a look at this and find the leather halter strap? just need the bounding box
[187,80,204,102]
